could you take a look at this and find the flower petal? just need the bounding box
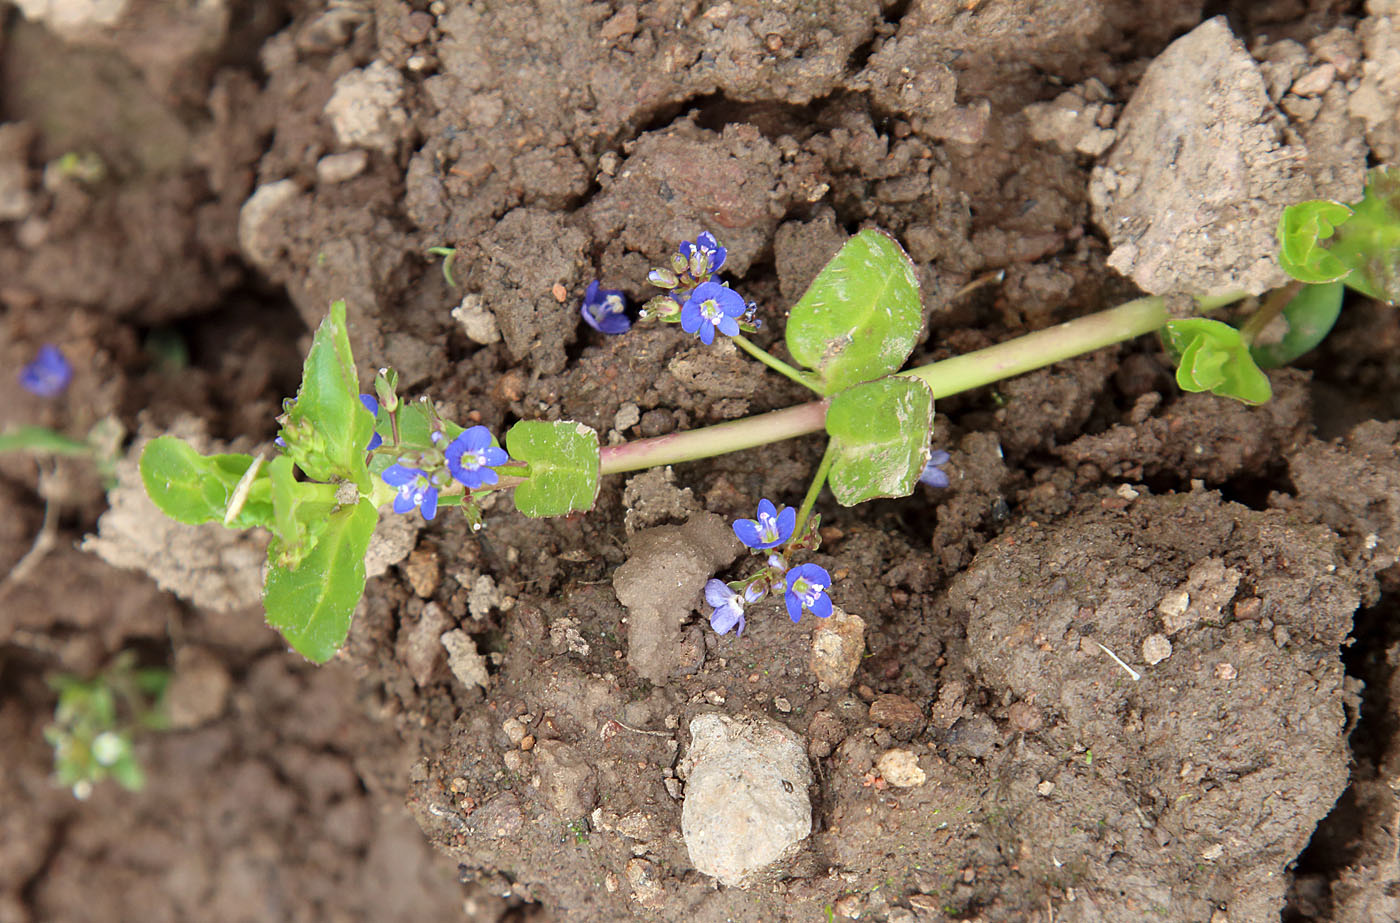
[716,314,740,338]
[420,487,439,521]
[698,322,715,345]
[810,594,833,619]
[381,464,417,487]
[705,579,735,608]
[784,590,802,622]
[775,506,796,542]
[680,301,703,333]
[733,518,764,548]
[392,492,415,514]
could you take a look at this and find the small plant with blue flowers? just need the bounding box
[137,171,1400,661]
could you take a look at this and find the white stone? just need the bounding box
[238,179,300,270]
[1142,633,1173,665]
[876,749,926,788]
[323,60,407,153]
[680,714,812,886]
[451,293,501,344]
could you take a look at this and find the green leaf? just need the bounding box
[139,436,274,528]
[0,425,92,457]
[1277,200,1353,284]
[825,377,935,506]
[279,300,373,491]
[1278,166,1400,303]
[786,229,923,395]
[1164,319,1272,405]
[506,421,600,517]
[263,498,377,663]
[1249,281,1344,369]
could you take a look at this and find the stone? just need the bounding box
[316,150,369,184]
[238,179,301,271]
[451,293,501,345]
[809,607,865,690]
[877,749,927,788]
[323,60,407,153]
[441,629,489,691]
[1142,633,1173,665]
[680,713,812,886]
[869,694,924,739]
[402,601,450,687]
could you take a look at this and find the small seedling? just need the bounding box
[137,177,1400,662]
[44,652,169,799]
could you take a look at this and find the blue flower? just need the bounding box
[19,344,71,398]
[680,281,746,345]
[444,425,509,489]
[360,394,383,450]
[733,499,796,550]
[784,563,833,622]
[580,280,631,335]
[704,579,747,636]
[919,449,951,488]
[382,464,439,520]
[679,231,726,275]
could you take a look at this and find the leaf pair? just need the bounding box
[784,230,935,506]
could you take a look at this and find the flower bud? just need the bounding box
[647,268,678,289]
[374,367,401,413]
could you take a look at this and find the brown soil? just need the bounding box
[2,2,1399,922]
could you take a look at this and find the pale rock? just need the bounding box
[809,607,865,690]
[441,629,489,691]
[877,749,927,788]
[323,60,407,153]
[680,713,812,886]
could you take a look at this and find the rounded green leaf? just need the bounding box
[1277,200,1353,284]
[786,229,922,395]
[1164,318,1271,405]
[825,377,935,506]
[1249,281,1344,369]
[263,498,377,663]
[506,421,600,518]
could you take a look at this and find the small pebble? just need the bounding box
[773,696,792,713]
[520,734,535,751]
[1142,633,1172,665]
[876,749,927,788]
[1213,663,1237,681]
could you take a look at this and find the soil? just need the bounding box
[2,1,1399,922]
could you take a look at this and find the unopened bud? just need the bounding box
[647,267,678,289]
[374,368,401,413]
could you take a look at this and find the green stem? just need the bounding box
[731,335,824,394]
[793,443,835,538]
[597,292,1249,476]
[1237,281,1302,346]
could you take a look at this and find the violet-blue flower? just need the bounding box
[360,394,383,450]
[733,499,796,550]
[784,563,833,622]
[704,579,746,636]
[679,231,726,275]
[445,425,509,489]
[580,280,631,335]
[19,344,71,398]
[919,449,951,488]
[382,464,439,520]
[680,281,746,345]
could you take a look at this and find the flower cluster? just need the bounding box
[377,423,510,522]
[642,232,758,345]
[702,498,834,636]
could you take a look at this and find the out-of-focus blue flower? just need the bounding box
[382,464,439,520]
[704,579,746,636]
[679,231,727,275]
[733,499,796,550]
[444,425,509,489]
[360,394,383,450]
[680,281,746,345]
[580,280,631,335]
[784,563,833,623]
[919,449,951,488]
[20,344,71,398]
